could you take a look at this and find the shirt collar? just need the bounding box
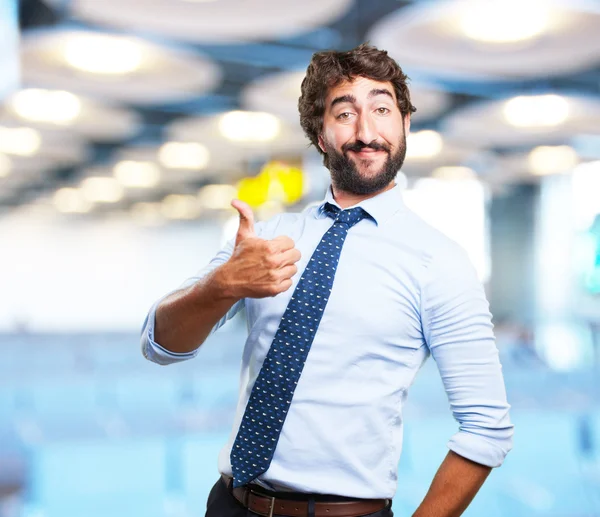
[316,182,405,226]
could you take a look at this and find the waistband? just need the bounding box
[221,474,389,517]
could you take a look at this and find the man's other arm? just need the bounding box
[417,241,514,516]
[412,451,491,517]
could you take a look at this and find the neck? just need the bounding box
[331,181,395,209]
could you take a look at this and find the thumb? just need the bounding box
[231,199,256,245]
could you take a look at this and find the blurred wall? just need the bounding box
[0,215,225,332]
[488,184,538,325]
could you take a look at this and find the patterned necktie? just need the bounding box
[231,202,369,487]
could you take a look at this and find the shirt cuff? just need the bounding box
[447,427,513,468]
[140,301,200,365]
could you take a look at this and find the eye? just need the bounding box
[376,107,390,115]
[336,112,352,120]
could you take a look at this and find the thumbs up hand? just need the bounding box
[217,200,302,299]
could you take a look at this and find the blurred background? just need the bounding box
[1,0,600,515]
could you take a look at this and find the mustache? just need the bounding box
[342,141,391,154]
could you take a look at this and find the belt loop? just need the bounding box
[308,497,315,517]
[267,495,275,517]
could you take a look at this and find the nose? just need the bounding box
[355,111,378,145]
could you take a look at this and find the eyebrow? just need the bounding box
[368,88,394,101]
[330,94,356,108]
[330,88,395,109]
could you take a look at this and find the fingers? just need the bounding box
[278,248,302,267]
[278,264,298,280]
[270,235,296,253]
[231,199,255,245]
[273,278,293,295]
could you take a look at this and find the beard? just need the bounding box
[324,135,407,196]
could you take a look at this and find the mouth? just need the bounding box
[349,148,387,159]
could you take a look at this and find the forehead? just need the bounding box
[325,76,397,107]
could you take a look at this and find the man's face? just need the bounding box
[318,76,410,195]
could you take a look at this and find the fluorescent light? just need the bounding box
[504,95,569,128]
[53,188,93,213]
[219,111,280,142]
[80,177,124,203]
[0,154,11,177]
[198,184,238,209]
[432,166,476,180]
[113,160,160,188]
[528,145,578,176]
[64,34,143,75]
[0,127,41,156]
[12,89,81,124]
[161,194,201,219]
[406,130,443,159]
[460,0,549,43]
[158,142,210,170]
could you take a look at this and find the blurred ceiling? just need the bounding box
[1,0,599,221]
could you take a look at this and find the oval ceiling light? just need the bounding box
[368,0,600,80]
[22,30,221,105]
[113,160,161,188]
[406,130,443,159]
[53,187,93,213]
[11,89,81,124]
[0,127,41,156]
[442,94,600,148]
[80,177,124,203]
[3,89,140,142]
[219,111,280,142]
[63,33,143,75]
[158,142,209,170]
[0,153,12,177]
[528,145,578,175]
[504,95,570,127]
[66,0,352,44]
[460,0,549,43]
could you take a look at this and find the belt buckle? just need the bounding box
[250,489,276,517]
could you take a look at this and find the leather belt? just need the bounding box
[222,474,389,517]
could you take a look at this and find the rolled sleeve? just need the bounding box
[140,236,244,366]
[140,300,201,365]
[421,243,514,468]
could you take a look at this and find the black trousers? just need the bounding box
[205,477,394,517]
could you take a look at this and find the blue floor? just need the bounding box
[0,331,599,517]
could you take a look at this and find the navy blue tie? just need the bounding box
[230,203,369,487]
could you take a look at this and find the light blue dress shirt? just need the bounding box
[141,183,514,499]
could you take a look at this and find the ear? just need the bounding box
[403,114,411,136]
[317,134,326,154]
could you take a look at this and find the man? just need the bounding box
[141,44,513,517]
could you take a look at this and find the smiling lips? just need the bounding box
[351,148,386,158]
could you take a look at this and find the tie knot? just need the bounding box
[323,203,368,229]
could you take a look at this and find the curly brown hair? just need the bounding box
[298,43,416,163]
